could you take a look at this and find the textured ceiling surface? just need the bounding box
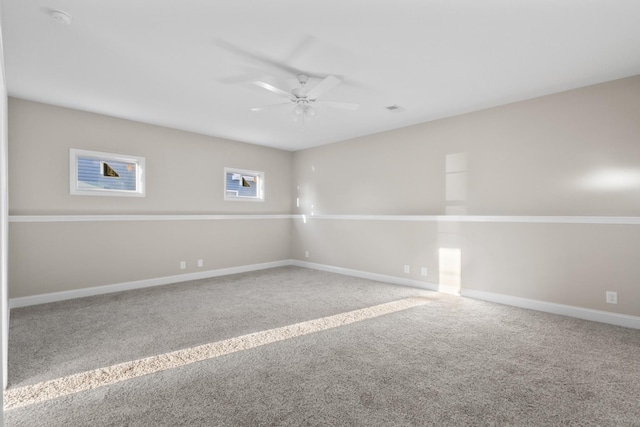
[3,1,640,151]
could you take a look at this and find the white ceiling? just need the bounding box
[3,1,640,151]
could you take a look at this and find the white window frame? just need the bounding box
[70,149,146,197]
[224,167,264,202]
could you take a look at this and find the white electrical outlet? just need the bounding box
[606,291,617,304]
[305,251,309,258]
[180,261,186,270]
[403,265,410,274]
[421,267,428,277]
[197,259,203,268]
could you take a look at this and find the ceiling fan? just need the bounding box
[251,74,359,122]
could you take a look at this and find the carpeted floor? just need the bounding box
[4,266,640,426]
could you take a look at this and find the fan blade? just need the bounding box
[216,40,302,76]
[282,35,317,65]
[320,100,360,110]
[253,81,292,99]
[219,65,266,84]
[305,75,342,100]
[250,103,291,112]
[215,39,334,81]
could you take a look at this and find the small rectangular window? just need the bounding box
[70,149,145,197]
[224,167,264,201]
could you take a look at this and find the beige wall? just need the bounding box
[292,75,640,316]
[7,76,640,318]
[9,98,292,215]
[8,99,292,298]
[9,219,290,298]
[294,76,640,216]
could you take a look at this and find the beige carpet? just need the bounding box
[5,296,429,410]
[5,266,640,426]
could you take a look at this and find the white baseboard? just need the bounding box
[461,289,640,330]
[291,260,439,291]
[292,260,639,329]
[9,260,293,309]
[10,260,638,330]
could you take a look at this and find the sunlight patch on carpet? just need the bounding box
[4,296,430,410]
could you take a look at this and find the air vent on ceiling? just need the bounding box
[385,104,406,113]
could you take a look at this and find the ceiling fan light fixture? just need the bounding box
[291,101,315,124]
[297,102,315,118]
[252,74,358,123]
[306,106,316,117]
